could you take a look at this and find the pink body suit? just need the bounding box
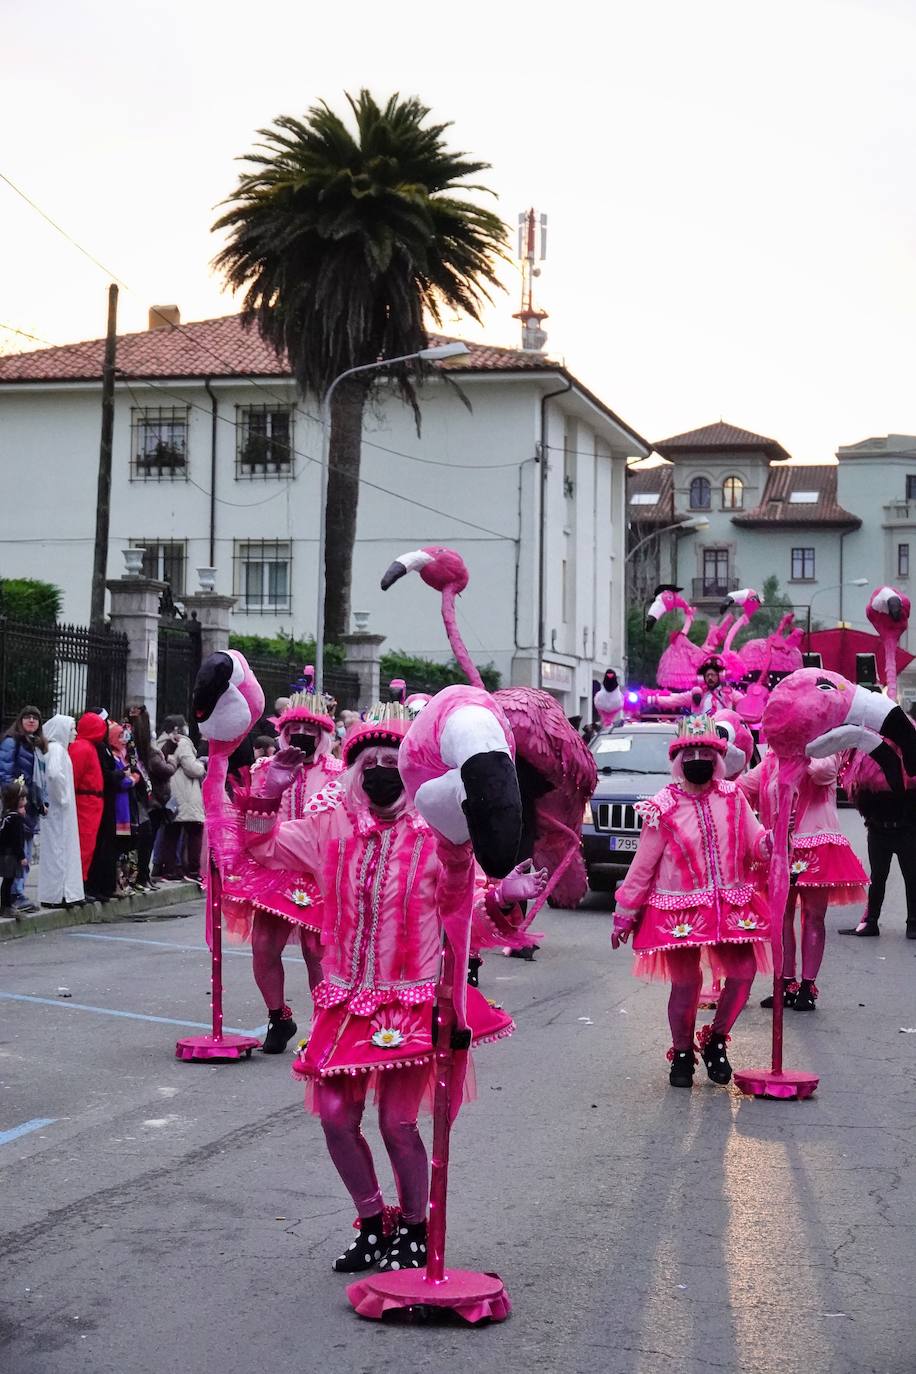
[224,750,344,1012]
[613,776,771,1055]
[242,792,513,1225]
[739,752,867,991]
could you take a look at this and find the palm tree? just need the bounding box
[213,90,507,642]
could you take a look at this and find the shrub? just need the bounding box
[0,578,62,625]
[380,650,500,693]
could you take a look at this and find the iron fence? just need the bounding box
[157,617,202,730]
[0,618,128,727]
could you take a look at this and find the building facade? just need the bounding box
[0,312,650,717]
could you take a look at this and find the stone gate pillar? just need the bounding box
[106,575,166,717]
[181,592,237,660]
[341,632,387,707]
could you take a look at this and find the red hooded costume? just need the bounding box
[69,712,107,880]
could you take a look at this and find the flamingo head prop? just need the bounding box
[713,709,755,779]
[388,677,408,704]
[867,585,911,637]
[381,546,469,595]
[645,584,689,630]
[762,667,916,793]
[405,692,432,719]
[720,586,762,621]
[601,669,619,694]
[192,650,265,752]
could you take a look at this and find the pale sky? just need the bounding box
[2,0,915,461]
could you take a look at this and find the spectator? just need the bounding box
[253,735,278,760]
[85,717,130,903]
[70,712,108,885]
[125,707,174,890]
[0,781,28,918]
[155,715,205,882]
[107,724,136,893]
[0,706,48,915]
[38,715,84,909]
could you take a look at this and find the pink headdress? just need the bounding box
[271,689,335,735]
[342,702,412,766]
[668,714,728,759]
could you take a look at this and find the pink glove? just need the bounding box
[260,747,305,799]
[493,859,548,908]
[611,909,637,949]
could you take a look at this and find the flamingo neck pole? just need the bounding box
[441,586,484,689]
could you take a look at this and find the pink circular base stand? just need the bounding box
[733,1068,819,1100]
[347,1266,510,1325]
[175,1032,260,1062]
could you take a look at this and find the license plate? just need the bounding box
[608,836,638,852]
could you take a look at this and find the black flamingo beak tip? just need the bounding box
[645,616,657,632]
[888,596,903,622]
[192,652,234,723]
[460,752,522,879]
[880,703,916,775]
[868,741,905,797]
[381,561,408,591]
[719,598,735,614]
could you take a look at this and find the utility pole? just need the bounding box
[90,284,118,629]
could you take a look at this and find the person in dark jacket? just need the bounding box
[0,706,48,914]
[0,781,29,918]
[841,748,916,939]
[124,706,175,889]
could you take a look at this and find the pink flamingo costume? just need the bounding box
[594,669,624,728]
[237,703,533,1278]
[739,749,867,1009]
[866,585,911,699]
[647,586,707,690]
[612,714,772,1088]
[224,686,345,1053]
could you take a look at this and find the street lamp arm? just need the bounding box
[626,518,706,563]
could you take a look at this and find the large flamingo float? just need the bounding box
[735,668,916,1099]
[176,650,265,1062]
[866,585,911,700]
[647,586,706,690]
[741,612,804,679]
[717,587,762,681]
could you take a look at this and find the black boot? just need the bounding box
[378,1218,427,1272]
[792,979,819,1011]
[261,1005,297,1054]
[467,955,483,988]
[907,923,916,941]
[760,979,798,1009]
[839,918,879,936]
[333,1214,387,1273]
[699,1028,733,1084]
[667,1047,696,1088]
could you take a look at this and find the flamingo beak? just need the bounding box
[719,596,736,614]
[192,652,234,724]
[888,595,903,622]
[604,671,618,692]
[806,685,916,775]
[381,548,433,590]
[193,652,250,742]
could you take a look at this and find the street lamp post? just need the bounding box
[625,514,710,564]
[314,341,470,693]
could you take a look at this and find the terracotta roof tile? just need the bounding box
[655,420,791,463]
[0,315,564,385]
[732,464,860,528]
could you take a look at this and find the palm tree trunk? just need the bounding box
[324,377,369,643]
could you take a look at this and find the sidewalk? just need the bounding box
[1,840,200,942]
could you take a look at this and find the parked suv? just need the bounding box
[581,721,675,893]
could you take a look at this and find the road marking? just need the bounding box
[0,1117,58,1146]
[65,932,299,961]
[0,992,262,1037]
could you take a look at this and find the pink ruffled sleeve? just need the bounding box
[807,754,838,788]
[737,789,770,863]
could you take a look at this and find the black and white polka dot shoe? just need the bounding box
[698,1027,732,1085]
[378,1219,427,1272]
[332,1214,387,1273]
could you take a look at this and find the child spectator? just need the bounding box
[0,782,29,918]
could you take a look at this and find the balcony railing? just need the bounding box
[692,576,739,602]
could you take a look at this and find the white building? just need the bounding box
[0,311,650,716]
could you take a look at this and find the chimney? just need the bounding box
[149,305,180,331]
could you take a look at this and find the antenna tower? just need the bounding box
[513,208,548,352]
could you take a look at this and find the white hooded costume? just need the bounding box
[38,715,84,906]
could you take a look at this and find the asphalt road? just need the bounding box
[1,810,914,1374]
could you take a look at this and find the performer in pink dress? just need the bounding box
[647,657,742,716]
[224,689,344,1053]
[238,703,542,1272]
[740,749,868,1010]
[611,715,772,1088]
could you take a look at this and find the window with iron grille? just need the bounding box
[702,548,730,594]
[130,407,189,479]
[129,539,187,594]
[236,405,293,477]
[234,540,291,613]
[907,475,916,501]
[898,543,910,578]
[791,546,815,580]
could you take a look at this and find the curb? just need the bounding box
[0,883,202,942]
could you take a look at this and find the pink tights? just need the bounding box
[316,1065,430,1223]
[667,944,758,1049]
[251,910,323,1011]
[781,890,827,981]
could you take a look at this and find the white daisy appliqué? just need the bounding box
[735,917,759,931]
[370,1028,405,1049]
[288,887,313,907]
[670,922,693,939]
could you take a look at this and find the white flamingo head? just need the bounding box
[720,587,762,619]
[867,585,910,629]
[381,546,469,595]
[645,584,690,630]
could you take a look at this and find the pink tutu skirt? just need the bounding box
[632,887,772,982]
[292,985,513,1115]
[222,858,322,939]
[790,834,868,905]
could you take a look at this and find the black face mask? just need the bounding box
[362,765,404,808]
[289,731,318,758]
[682,758,715,785]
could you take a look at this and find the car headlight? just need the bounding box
[582,800,593,826]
